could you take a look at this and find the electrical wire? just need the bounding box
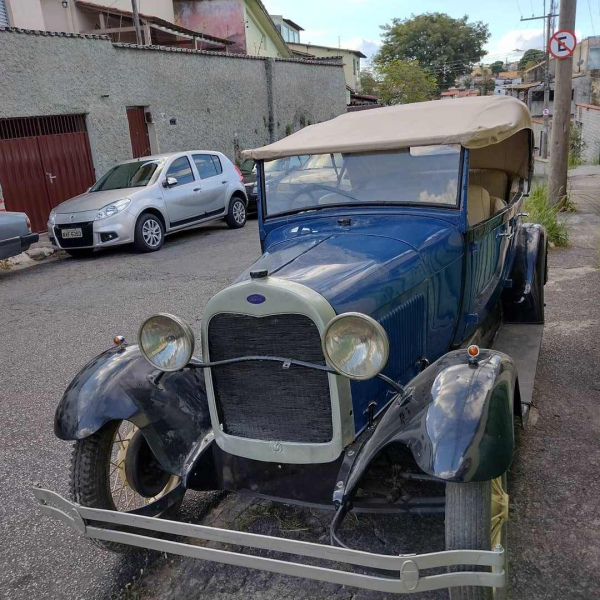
[588,0,597,37]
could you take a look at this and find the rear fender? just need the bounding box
[343,349,517,500]
[55,344,211,476]
[502,223,547,323]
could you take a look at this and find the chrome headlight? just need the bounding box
[322,313,389,381]
[95,198,131,220]
[138,313,195,372]
[48,208,57,226]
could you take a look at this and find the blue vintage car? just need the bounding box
[36,96,546,599]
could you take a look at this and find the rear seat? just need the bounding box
[467,169,509,226]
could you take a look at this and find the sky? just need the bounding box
[262,0,596,66]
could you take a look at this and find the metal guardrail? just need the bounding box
[33,487,505,594]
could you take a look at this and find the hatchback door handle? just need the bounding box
[221,180,227,184]
[193,187,201,192]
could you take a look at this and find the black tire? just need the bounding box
[225,196,247,229]
[70,421,183,554]
[134,213,164,253]
[66,249,95,259]
[445,476,508,600]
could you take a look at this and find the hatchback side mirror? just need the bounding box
[163,176,178,188]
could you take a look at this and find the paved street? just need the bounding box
[0,219,261,599]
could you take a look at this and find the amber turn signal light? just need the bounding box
[467,344,480,357]
[114,335,125,346]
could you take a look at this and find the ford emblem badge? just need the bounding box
[247,294,266,305]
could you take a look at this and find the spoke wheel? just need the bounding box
[110,421,179,512]
[71,420,183,553]
[445,475,509,600]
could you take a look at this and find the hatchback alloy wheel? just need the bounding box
[142,218,162,248]
[225,197,247,229]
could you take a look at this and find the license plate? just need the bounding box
[61,228,83,239]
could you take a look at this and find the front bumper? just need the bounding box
[34,487,506,595]
[49,211,136,249]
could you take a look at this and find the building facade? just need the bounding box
[0,29,346,231]
[288,42,365,93]
[174,0,292,57]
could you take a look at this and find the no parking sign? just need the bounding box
[549,29,577,59]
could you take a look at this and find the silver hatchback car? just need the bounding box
[48,151,248,257]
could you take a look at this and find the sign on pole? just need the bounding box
[549,29,577,59]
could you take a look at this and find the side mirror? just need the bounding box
[163,176,178,188]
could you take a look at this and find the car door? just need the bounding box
[161,155,201,226]
[191,154,229,215]
[460,205,513,341]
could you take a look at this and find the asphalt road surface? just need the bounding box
[2,206,600,600]
[0,220,262,600]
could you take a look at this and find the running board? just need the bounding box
[493,323,544,424]
[33,487,505,595]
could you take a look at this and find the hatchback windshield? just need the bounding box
[91,160,163,192]
[263,146,461,217]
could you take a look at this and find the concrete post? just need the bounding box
[131,0,143,46]
[548,0,577,205]
[265,58,276,143]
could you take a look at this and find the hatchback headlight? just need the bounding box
[322,313,389,380]
[96,198,131,220]
[49,209,57,226]
[138,313,195,372]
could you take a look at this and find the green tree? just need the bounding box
[359,71,380,96]
[377,59,438,105]
[375,13,489,89]
[477,66,495,96]
[490,60,504,75]
[518,48,545,71]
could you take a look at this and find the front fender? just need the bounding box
[55,344,211,476]
[502,222,547,323]
[344,349,517,498]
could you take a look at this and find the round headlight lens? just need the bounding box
[138,313,195,372]
[322,313,389,381]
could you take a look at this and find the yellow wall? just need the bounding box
[244,1,288,57]
[289,43,361,91]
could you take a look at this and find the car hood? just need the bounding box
[54,188,142,214]
[237,214,463,316]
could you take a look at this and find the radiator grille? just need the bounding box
[208,313,333,443]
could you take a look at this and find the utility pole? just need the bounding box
[520,4,558,158]
[131,0,143,46]
[548,0,577,205]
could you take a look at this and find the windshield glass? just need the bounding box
[91,160,163,192]
[263,146,461,217]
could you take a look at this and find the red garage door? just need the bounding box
[0,115,96,232]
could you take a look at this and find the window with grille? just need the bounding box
[0,115,87,140]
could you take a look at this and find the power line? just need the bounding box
[587,0,597,36]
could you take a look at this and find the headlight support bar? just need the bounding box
[185,355,405,395]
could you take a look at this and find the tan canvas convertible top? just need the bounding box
[243,96,532,178]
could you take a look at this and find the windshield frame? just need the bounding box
[259,147,465,220]
[90,158,166,192]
